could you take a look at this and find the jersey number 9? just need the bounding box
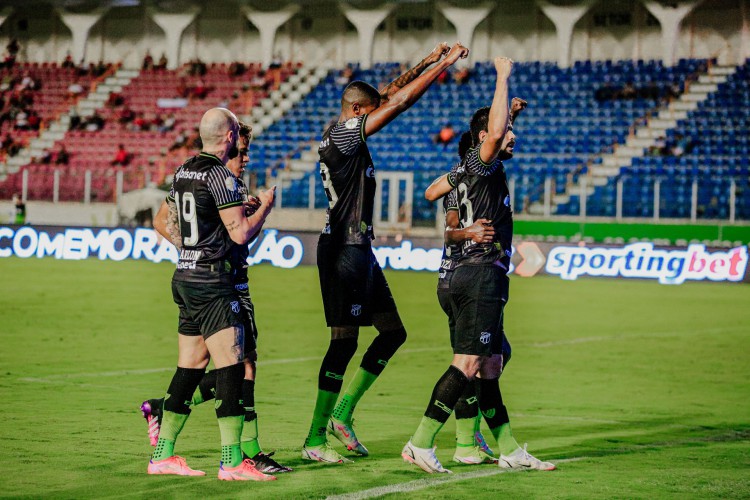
[174,192,199,246]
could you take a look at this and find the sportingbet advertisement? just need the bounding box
[0,225,748,284]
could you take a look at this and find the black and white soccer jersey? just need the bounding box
[318,114,376,246]
[438,173,461,290]
[449,144,513,267]
[167,152,243,280]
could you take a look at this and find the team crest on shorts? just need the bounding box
[480,331,491,344]
[351,304,362,317]
[230,301,240,313]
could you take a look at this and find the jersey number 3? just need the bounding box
[174,192,199,246]
[320,162,339,209]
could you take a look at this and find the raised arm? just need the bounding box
[425,173,454,201]
[510,97,527,124]
[379,42,449,103]
[479,57,513,165]
[220,186,275,245]
[364,42,469,137]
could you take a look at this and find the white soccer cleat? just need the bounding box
[328,418,369,456]
[402,440,452,474]
[452,445,499,465]
[301,441,353,464]
[498,444,556,471]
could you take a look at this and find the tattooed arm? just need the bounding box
[153,200,182,249]
[379,42,449,103]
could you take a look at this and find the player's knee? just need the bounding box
[361,327,406,375]
[372,311,404,332]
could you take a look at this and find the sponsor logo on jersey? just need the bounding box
[351,304,362,316]
[234,283,248,291]
[230,301,240,313]
[366,165,374,178]
[503,195,511,207]
[225,176,236,191]
[175,169,208,182]
[345,117,358,129]
[480,332,491,344]
[319,137,329,148]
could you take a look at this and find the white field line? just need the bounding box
[326,457,586,500]
[19,326,743,384]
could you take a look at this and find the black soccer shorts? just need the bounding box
[437,284,457,350]
[317,241,398,327]
[236,285,258,354]
[449,265,509,356]
[172,280,246,340]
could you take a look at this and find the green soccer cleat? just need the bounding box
[301,441,353,464]
[327,418,369,456]
[452,445,499,465]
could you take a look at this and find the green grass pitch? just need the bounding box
[0,257,748,499]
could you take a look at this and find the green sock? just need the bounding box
[411,416,444,449]
[151,411,189,461]
[331,368,378,423]
[240,418,261,457]
[490,423,520,456]
[455,417,476,448]
[217,416,244,467]
[191,390,206,406]
[305,389,339,447]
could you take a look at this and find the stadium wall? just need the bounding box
[1,0,744,68]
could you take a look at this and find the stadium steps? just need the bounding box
[529,63,736,215]
[250,66,329,136]
[1,67,139,177]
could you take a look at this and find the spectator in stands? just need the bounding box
[169,130,188,151]
[269,52,282,69]
[131,112,149,131]
[249,70,268,92]
[69,108,81,131]
[67,81,85,100]
[191,79,209,99]
[228,61,246,77]
[106,92,124,107]
[95,60,108,77]
[142,50,154,71]
[112,143,130,166]
[156,53,168,70]
[0,133,20,158]
[454,66,471,85]
[666,80,682,100]
[669,133,694,157]
[62,52,75,69]
[84,111,105,132]
[19,72,38,91]
[27,110,41,131]
[56,145,70,165]
[619,81,637,99]
[14,109,29,130]
[335,66,354,86]
[12,193,25,225]
[433,123,456,146]
[647,136,667,156]
[7,39,19,57]
[158,113,176,134]
[594,82,616,102]
[176,77,189,98]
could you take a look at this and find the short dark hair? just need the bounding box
[469,106,490,147]
[238,121,252,142]
[457,131,472,159]
[341,80,381,109]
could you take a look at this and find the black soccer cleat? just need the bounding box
[249,451,293,473]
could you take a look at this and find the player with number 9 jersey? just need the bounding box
[168,152,244,282]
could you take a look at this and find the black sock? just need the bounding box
[454,379,478,420]
[242,379,257,422]
[424,365,469,423]
[360,327,407,375]
[318,337,358,393]
[214,363,245,418]
[196,369,218,404]
[163,367,205,415]
[476,378,510,428]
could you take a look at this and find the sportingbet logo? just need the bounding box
[546,243,748,285]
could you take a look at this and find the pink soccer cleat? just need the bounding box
[218,459,277,481]
[147,455,205,476]
[140,399,162,447]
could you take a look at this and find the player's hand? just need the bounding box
[494,57,513,79]
[465,218,494,244]
[426,42,450,64]
[510,97,527,115]
[257,186,276,211]
[243,195,261,217]
[444,42,469,65]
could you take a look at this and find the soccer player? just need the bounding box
[147,108,277,480]
[403,58,555,473]
[142,122,290,474]
[431,98,527,466]
[302,42,470,464]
